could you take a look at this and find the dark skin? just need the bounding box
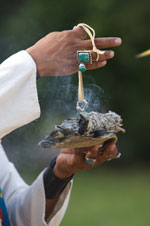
[27,26,122,76]
[27,26,122,222]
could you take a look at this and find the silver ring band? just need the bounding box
[85,156,96,165]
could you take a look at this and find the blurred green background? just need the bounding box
[1,0,150,225]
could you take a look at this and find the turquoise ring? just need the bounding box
[77,50,92,64]
[85,156,96,165]
[79,63,86,72]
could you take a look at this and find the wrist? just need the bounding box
[26,46,44,77]
[43,157,73,199]
[53,164,73,179]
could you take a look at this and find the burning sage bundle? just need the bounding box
[38,111,125,149]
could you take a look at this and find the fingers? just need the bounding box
[95,37,122,48]
[68,30,121,74]
[72,24,122,48]
[72,26,122,48]
[86,60,107,70]
[85,143,119,165]
[98,143,119,161]
[74,143,120,169]
[91,50,114,61]
[76,50,114,71]
[59,144,121,175]
[84,143,120,166]
[78,50,114,65]
[72,26,87,40]
[76,49,115,71]
[86,145,100,159]
[73,145,99,168]
[81,37,122,49]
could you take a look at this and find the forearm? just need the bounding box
[45,198,59,222]
[43,157,73,222]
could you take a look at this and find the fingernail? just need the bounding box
[115,38,122,45]
[101,60,107,65]
[107,158,113,162]
[109,51,114,57]
[115,153,122,159]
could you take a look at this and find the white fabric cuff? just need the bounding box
[0,50,41,139]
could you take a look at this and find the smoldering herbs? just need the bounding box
[38,111,125,149]
[81,111,125,135]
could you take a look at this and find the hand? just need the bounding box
[53,143,120,179]
[27,26,122,76]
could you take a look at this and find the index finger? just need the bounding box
[72,26,87,40]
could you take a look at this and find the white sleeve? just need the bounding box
[0,51,72,225]
[0,145,72,226]
[0,50,40,139]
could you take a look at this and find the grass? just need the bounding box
[60,168,150,226]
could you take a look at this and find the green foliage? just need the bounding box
[61,169,150,226]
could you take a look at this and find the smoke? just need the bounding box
[3,73,110,176]
[84,83,109,113]
[39,74,109,119]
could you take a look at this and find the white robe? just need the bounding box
[0,51,72,226]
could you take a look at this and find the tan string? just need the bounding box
[76,23,103,110]
[77,23,104,61]
[78,71,84,102]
